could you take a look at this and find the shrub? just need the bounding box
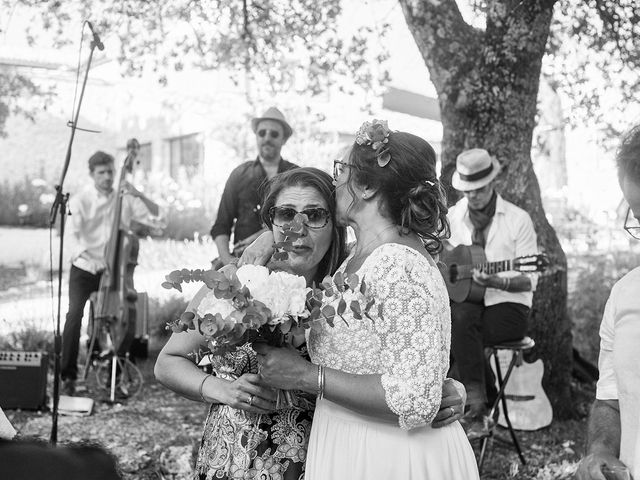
[161,205,212,241]
[0,178,54,227]
[148,296,189,347]
[0,325,54,359]
[568,250,640,365]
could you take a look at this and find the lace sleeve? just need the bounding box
[369,245,451,430]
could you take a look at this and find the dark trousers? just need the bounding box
[61,265,102,381]
[450,301,529,407]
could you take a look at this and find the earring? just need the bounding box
[362,193,367,199]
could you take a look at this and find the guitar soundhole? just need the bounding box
[449,265,459,283]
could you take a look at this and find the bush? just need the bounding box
[568,250,640,365]
[0,325,54,359]
[161,205,212,241]
[0,178,54,227]
[148,296,189,347]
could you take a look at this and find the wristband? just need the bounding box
[503,277,511,291]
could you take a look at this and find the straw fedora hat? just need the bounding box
[251,107,293,140]
[451,148,501,191]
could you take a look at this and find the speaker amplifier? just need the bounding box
[0,351,48,410]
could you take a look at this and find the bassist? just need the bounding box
[61,147,161,396]
[446,148,539,440]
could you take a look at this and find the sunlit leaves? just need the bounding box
[0,71,54,138]
[11,0,390,100]
[543,0,640,145]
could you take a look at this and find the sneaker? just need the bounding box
[61,379,76,396]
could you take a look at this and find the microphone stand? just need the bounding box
[49,37,100,446]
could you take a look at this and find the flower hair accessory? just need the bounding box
[355,119,392,167]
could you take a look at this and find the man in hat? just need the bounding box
[446,148,539,439]
[211,107,298,267]
[575,125,640,480]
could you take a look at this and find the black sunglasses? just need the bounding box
[258,129,281,139]
[269,206,331,229]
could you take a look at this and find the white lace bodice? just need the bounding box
[307,243,451,430]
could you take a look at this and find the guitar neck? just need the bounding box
[475,259,512,275]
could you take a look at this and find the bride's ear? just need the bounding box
[360,185,378,200]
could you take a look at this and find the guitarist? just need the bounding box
[61,147,162,396]
[446,148,539,440]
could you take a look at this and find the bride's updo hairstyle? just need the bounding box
[347,122,450,254]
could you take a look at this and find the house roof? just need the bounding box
[382,86,441,122]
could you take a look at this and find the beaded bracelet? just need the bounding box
[199,374,213,403]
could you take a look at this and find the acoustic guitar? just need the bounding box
[491,349,553,431]
[439,244,549,303]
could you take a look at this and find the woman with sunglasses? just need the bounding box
[251,122,479,479]
[155,167,348,480]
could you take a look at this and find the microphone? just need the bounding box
[86,21,104,51]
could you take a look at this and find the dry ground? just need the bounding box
[4,354,591,480]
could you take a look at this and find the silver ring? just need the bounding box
[248,394,254,406]
[449,406,455,417]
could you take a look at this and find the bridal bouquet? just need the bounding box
[162,256,374,410]
[163,264,311,355]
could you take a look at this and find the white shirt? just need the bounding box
[447,194,539,307]
[595,266,640,478]
[68,185,156,274]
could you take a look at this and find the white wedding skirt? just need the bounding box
[305,399,480,480]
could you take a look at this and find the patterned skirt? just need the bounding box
[193,346,314,480]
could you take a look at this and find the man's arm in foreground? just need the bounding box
[575,399,627,479]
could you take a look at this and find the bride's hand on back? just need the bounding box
[431,378,466,428]
[238,231,276,266]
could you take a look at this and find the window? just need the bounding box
[169,133,203,180]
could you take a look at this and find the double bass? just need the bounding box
[93,139,141,356]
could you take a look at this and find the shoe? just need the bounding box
[461,413,494,441]
[61,379,76,396]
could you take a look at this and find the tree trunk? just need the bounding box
[399,0,573,418]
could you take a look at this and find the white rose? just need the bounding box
[196,289,235,318]
[236,264,271,300]
[266,271,309,319]
[288,287,311,318]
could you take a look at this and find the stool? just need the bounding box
[478,336,535,472]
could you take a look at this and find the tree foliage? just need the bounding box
[0,70,52,138]
[545,0,640,149]
[5,0,389,99]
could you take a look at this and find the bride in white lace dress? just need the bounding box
[254,121,479,479]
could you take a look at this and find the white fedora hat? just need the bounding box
[251,106,293,139]
[451,148,501,191]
